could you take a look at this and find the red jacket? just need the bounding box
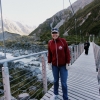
[48,37,70,66]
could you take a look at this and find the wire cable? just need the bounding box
[68,0,77,44]
[68,0,75,15]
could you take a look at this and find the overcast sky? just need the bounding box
[1,0,77,27]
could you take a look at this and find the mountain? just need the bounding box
[67,0,94,13]
[0,18,36,35]
[62,0,100,37]
[29,0,94,42]
[0,31,21,41]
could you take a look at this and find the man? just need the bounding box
[48,28,70,100]
[84,40,90,55]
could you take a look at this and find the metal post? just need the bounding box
[80,30,81,43]
[93,35,95,42]
[70,47,73,64]
[74,46,76,61]
[97,63,100,92]
[2,62,11,100]
[63,0,65,32]
[74,45,77,61]
[41,54,47,93]
[79,44,81,55]
[75,18,77,44]
[82,43,84,52]
[77,45,78,58]
[0,0,6,58]
[89,35,90,42]
[80,44,82,54]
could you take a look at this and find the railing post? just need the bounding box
[97,65,100,95]
[80,44,81,55]
[76,45,78,58]
[70,47,73,64]
[2,62,11,100]
[72,46,74,63]
[74,46,76,60]
[41,54,47,94]
[80,44,82,54]
[78,44,80,56]
[82,43,84,52]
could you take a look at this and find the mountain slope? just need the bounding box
[0,18,36,35]
[0,31,21,41]
[29,0,94,42]
[63,0,100,36]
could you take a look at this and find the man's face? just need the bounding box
[51,32,59,40]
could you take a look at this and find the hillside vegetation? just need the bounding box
[29,0,100,45]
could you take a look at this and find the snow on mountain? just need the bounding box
[0,18,36,35]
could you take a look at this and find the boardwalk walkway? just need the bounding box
[41,43,100,100]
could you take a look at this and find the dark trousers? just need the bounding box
[85,48,88,55]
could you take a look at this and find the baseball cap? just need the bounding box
[51,28,59,33]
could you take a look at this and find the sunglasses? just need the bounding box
[52,32,58,34]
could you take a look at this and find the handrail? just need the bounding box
[0,51,47,64]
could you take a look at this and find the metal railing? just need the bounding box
[0,43,84,100]
[92,42,100,94]
[92,42,100,72]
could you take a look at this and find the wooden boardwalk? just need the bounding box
[41,43,100,100]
